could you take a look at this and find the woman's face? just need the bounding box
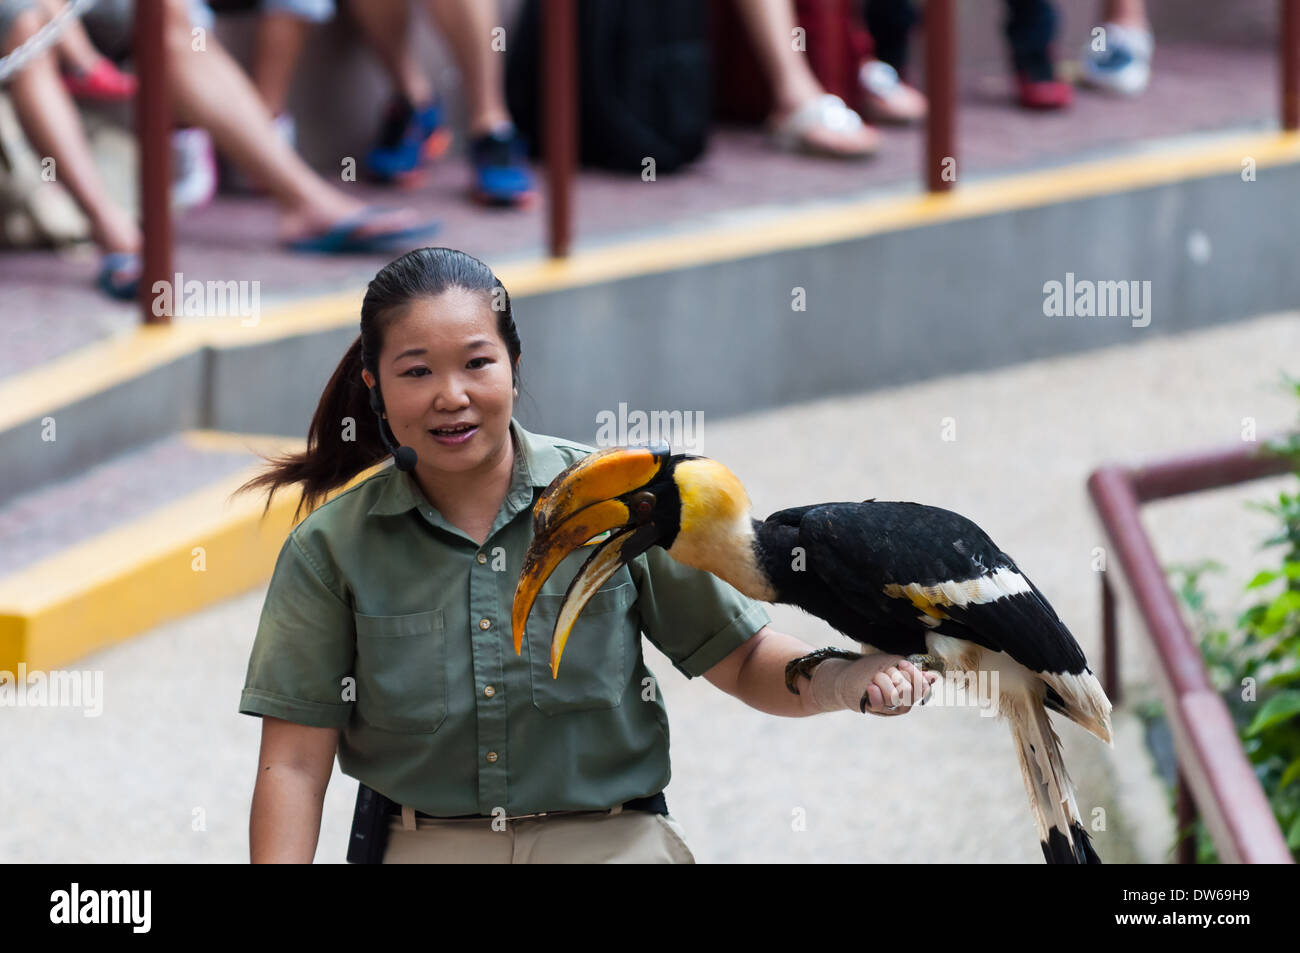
[363,288,516,477]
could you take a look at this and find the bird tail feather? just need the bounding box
[1008,696,1102,864]
[1042,669,1113,747]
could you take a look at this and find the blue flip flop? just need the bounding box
[284,207,442,254]
[97,251,141,301]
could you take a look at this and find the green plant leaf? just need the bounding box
[1245,691,1300,737]
[1281,759,1300,790]
[1287,813,1300,850]
[1267,667,1300,688]
[1247,570,1281,589]
[1264,591,1300,626]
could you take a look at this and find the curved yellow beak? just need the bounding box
[512,448,665,677]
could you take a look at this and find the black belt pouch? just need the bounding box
[346,782,397,864]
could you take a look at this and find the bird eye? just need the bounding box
[630,491,655,520]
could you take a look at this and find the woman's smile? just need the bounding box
[429,423,480,446]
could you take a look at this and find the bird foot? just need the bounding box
[784,647,863,695]
[905,653,946,675]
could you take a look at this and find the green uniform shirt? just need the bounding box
[239,417,770,816]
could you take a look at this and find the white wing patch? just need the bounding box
[884,566,1031,608]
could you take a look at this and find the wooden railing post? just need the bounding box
[135,0,171,324]
[924,0,956,192]
[1283,0,1300,130]
[543,0,577,258]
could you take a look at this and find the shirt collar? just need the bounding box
[366,417,571,517]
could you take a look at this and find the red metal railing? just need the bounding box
[924,0,956,193]
[136,0,170,325]
[133,0,1300,324]
[542,0,576,259]
[1285,0,1300,129]
[1088,441,1296,864]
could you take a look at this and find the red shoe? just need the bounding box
[63,59,137,101]
[1017,73,1073,109]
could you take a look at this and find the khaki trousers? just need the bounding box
[382,803,696,863]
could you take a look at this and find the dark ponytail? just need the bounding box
[234,247,522,525]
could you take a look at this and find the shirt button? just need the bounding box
[486,751,499,763]
[483,685,496,698]
[479,618,492,630]
[476,552,487,565]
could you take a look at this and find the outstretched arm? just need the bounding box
[702,625,936,717]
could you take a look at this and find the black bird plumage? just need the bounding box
[751,500,1110,864]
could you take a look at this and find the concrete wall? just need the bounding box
[503,164,1300,442]
[181,163,1300,441]
[4,160,1296,501]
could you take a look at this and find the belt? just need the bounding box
[392,791,668,821]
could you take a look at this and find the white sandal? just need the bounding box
[766,93,878,158]
[859,60,928,124]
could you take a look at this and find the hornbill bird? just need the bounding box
[512,447,1113,864]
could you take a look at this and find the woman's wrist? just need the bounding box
[803,654,934,715]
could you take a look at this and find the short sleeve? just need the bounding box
[238,532,355,729]
[628,546,771,678]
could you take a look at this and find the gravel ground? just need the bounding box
[3,309,1297,863]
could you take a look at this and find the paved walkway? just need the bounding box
[3,309,1296,863]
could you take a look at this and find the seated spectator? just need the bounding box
[734,0,880,157]
[1005,0,1073,109]
[38,0,136,100]
[232,0,535,206]
[1080,0,1153,96]
[860,0,1074,111]
[861,0,927,123]
[0,0,440,301]
[222,0,333,193]
[347,0,535,206]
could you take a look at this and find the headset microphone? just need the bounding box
[368,383,418,472]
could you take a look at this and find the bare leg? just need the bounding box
[347,0,433,107]
[1100,0,1149,29]
[3,10,138,254]
[37,0,105,75]
[731,0,878,154]
[158,0,421,240]
[251,11,308,116]
[423,0,510,135]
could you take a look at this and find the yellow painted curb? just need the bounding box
[0,433,384,672]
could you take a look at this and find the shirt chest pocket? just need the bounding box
[353,608,446,733]
[526,581,636,715]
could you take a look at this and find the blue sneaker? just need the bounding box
[468,124,535,207]
[1081,22,1153,96]
[366,96,452,184]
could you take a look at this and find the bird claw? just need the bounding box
[784,647,863,695]
[905,653,946,675]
